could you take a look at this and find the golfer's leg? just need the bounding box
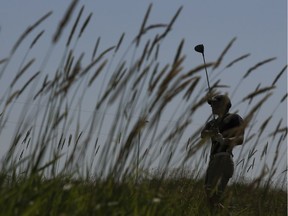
[217,176,230,201]
[204,159,221,207]
[218,156,234,202]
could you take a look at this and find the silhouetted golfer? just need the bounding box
[201,94,245,211]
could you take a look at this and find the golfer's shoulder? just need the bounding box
[224,113,243,124]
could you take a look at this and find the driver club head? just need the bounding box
[194,44,204,54]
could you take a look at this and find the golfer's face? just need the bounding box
[210,100,225,115]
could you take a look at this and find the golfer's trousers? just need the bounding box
[204,153,234,203]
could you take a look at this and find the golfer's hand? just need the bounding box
[212,133,225,144]
[201,129,216,138]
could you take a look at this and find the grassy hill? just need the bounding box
[0,173,286,216]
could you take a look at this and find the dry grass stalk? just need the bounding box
[68,134,73,147]
[105,69,127,105]
[147,34,160,59]
[7,72,40,105]
[164,77,192,103]
[231,58,277,97]
[132,66,150,90]
[19,149,24,161]
[213,37,236,70]
[91,37,101,61]
[137,40,150,70]
[13,11,52,53]
[190,95,208,113]
[11,58,35,87]
[67,5,84,47]
[148,63,159,90]
[64,51,74,75]
[78,13,92,38]
[81,46,115,77]
[102,61,137,108]
[183,77,200,101]
[247,83,261,105]
[136,3,152,46]
[33,75,50,100]
[54,54,83,96]
[259,116,272,137]
[92,37,101,60]
[57,133,64,149]
[18,71,40,94]
[149,64,169,94]
[248,166,269,189]
[53,0,79,43]
[0,58,8,64]
[113,117,148,175]
[115,33,125,53]
[260,142,269,160]
[67,53,83,79]
[30,30,45,49]
[149,59,184,112]
[154,43,160,61]
[224,53,250,68]
[243,93,272,130]
[0,12,51,79]
[88,60,108,86]
[182,62,215,79]
[248,148,257,159]
[173,39,184,66]
[236,159,245,168]
[52,111,68,129]
[271,65,287,86]
[184,139,206,162]
[143,24,168,34]
[210,79,229,90]
[22,129,31,145]
[158,57,184,94]
[243,57,277,78]
[242,86,275,101]
[164,120,191,144]
[157,6,182,41]
[280,93,287,103]
[269,119,284,139]
[6,91,20,105]
[247,158,255,172]
[271,135,284,168]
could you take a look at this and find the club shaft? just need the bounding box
[202,53,211,93]
[201,52,217,124]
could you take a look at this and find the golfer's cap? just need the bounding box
[208,94,231,107]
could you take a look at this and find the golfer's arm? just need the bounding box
[222,126,245,146]
[223,135,244,146]
[201,128,216,139]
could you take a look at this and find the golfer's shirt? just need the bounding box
[205,113,244,158]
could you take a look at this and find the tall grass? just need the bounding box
[0,2,286,215]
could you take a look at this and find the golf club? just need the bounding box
[195,44,218,129]
[194,44,212,93]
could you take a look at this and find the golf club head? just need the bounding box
[194,44,204,54]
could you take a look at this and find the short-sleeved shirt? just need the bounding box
[203,113,244,157]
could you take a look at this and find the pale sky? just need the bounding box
[0,0,287,186]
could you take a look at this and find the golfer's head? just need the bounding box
[208,94,231,115]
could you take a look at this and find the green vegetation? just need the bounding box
[0,1,286,215]
[0,173,286,215]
